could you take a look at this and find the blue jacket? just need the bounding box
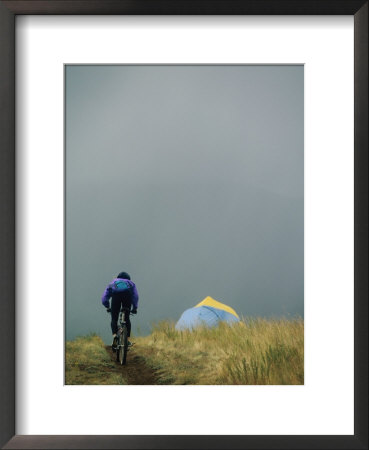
[101,278,139,309]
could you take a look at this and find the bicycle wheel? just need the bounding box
[119,325,128,365]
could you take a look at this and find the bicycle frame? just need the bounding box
[118,306,131,329]
[116,307,132,365]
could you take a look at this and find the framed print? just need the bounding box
[0,1,367,449]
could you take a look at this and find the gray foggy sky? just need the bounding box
[65,65,303,343]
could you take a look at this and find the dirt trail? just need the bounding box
[105,345,160,385]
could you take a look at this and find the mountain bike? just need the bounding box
[115,306,132,365]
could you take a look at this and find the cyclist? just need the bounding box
[101,271,139,350]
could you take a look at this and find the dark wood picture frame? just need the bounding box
[0,1,367,449]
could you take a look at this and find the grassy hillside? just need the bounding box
[65,334,127,385]
[65,318,304,385]
[135,318,304,385]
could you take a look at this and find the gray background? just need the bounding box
[65,65,304,343]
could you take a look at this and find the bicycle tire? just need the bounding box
[119,325,128,365]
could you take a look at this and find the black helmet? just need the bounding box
[117,271,131,280]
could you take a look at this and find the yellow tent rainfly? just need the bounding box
[175,296,240,331]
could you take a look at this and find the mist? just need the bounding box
[65,65,304,343]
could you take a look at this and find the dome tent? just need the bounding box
[175,296,240,331]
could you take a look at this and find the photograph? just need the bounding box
[65,64,304,385]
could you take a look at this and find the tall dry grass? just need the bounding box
[135,318,304,385]
[65,334,127,385]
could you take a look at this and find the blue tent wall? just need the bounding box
[175,304,240,331]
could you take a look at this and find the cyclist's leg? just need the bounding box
[126,312,131,337]
[122,298,132,337]
[110,296,120,335]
